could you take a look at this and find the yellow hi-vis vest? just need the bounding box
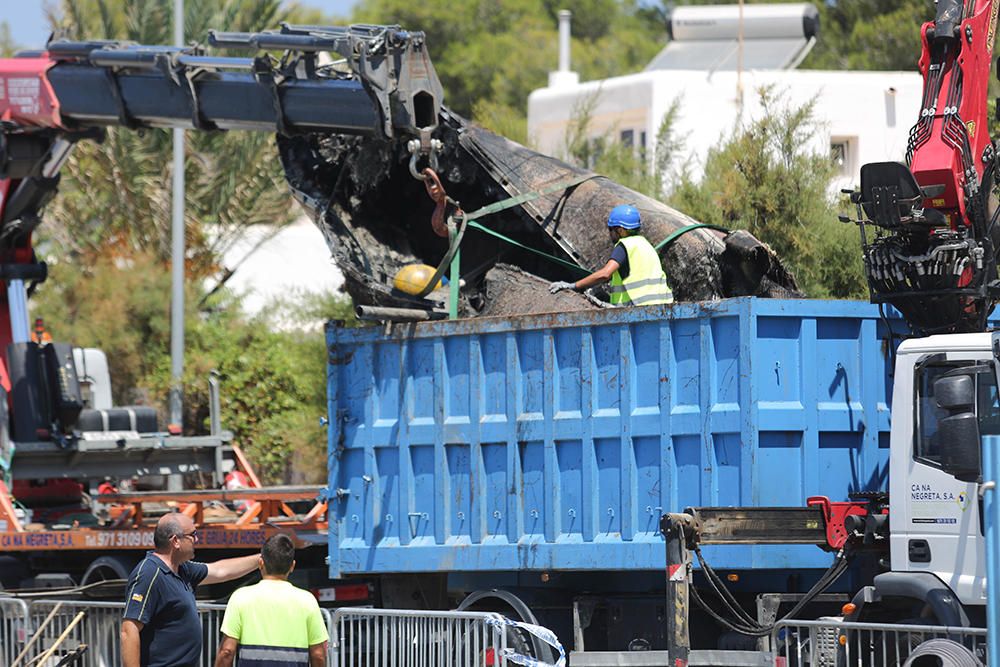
[609,236,673,306]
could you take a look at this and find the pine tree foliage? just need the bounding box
[669,87,866,298]
[43,0,299,281]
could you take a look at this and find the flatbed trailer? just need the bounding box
[0,427,330,593]
[0,486,327,552]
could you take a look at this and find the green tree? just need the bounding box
[802,0,932,71]
[353,0,663,120]
[144,298,324,483]
[43,0,305,280]
[33,251,176,406]
[669,87,866,298]
[155,287,358,483]
[0,21,19,57]
[654,98,686,183]
[572,1,665,83]
[472,99,531,145]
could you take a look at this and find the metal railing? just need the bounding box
[772,618,988,667]
[0,597,29,666]
[28,600,123,667]
[21,600,230,667]
[0,599,560,667]
[330,607,510,667]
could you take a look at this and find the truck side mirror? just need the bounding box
[934,374,981,483]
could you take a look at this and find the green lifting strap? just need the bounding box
[416,214,470,299]
[467,220,590,275]
[416,174,595,301]
[459,173,599,276]
[653,223,730,251]
[463,173,599,222]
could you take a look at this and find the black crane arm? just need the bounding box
[40,23,443,138]
[0,22,444,251]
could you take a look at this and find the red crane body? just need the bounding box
[851,0,1000,334]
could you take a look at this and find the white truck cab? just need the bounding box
[877,332,997,622]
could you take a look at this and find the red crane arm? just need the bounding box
[847,0,1000,335]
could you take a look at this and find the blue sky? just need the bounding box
[3,1,357,48]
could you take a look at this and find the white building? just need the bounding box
[220,217,344,324]
[527,4,923,193]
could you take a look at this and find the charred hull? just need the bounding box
[278,109,800,316]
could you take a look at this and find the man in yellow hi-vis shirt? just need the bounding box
[550,204,673,306]
[214,534,328,667]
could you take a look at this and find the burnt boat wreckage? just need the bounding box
[278,109,801,320]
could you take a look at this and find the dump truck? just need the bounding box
[324,297,999,664]
[322,1,1000,664]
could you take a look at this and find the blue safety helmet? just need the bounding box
[607,204,641,230]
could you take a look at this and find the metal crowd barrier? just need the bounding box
[28,600,124,667]
[772,618,988,667]
[21,600,229,667]
[330,607,511,667]
[0,598,556,667]
[0,599,230,667]
[0,597,29,666]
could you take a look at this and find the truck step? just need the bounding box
[569,649,772,666]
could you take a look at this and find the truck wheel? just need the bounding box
[0,556,28,590]
[456,589,557,665]
[902,638,982,666]
[837,618,939,667]
[82,555,137,596]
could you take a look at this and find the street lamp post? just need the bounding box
[168,0,185,430]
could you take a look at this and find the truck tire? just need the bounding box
[903,638,982,666]
[0,556,28,590]
[852,573,971,628]
[82,555,138,595]
[457,589,557,665]
[838,618,951,667]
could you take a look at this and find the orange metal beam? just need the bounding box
[0,524,326,552]
[99,486,321,504]
[235,501,263,526]
[0,485,328,552]
[300,501,328,527]
[231,444,263,488]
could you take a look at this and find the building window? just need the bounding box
[831,137,856,178]
[620,129,634,148]
[587,137,604,169]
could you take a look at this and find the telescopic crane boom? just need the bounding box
[0,22,443,376]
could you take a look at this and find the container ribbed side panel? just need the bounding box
[327,298,894,576]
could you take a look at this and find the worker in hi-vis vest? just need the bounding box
[549,204,673,306]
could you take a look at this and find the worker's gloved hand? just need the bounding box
[549,281,576,294]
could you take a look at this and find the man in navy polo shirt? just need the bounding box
[120,513,259,667]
